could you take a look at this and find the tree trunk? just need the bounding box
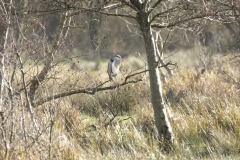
[139,13,174,150]
[0,0,11,111]
[88,0,102,70]
[29,11,67,107]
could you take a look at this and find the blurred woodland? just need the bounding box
[2,1,240,60]
[27,8,240,59]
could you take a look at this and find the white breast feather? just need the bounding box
[111,60,119,75]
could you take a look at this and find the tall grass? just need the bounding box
[0,55,240,159]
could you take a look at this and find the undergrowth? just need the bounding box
[0,55,240,159]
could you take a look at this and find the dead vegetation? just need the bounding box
[0,54,240,159]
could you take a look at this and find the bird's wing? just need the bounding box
[107,59,113,76]
[107,59,115,81]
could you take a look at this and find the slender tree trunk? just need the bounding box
[139,12,174,150]
[0,0,11,111]
[29,11,67,107]
[88,0,102,70]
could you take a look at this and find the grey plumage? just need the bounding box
[107,55,122,81]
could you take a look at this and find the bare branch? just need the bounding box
[122,0,138,11]
[104,2,122,10]
[14,46,32,112]
[149,6,179,24]
[148,0,164,14]
[14,41,40,133]
[129,0,143,11]
[151,13,212,28]
[65,7,137,19]
[125,61,176,82]
[34,61,176,107]
[99,11,137,19]
[34,79,138,107]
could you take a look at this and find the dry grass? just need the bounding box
[1,54,240,159]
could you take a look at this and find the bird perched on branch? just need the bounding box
[107,55,122,81]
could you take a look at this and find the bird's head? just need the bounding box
[116,55,124,63]
[115,55,122,59]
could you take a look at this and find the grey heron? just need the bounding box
[107,55,122,81]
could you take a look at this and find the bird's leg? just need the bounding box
[113,80,121,88]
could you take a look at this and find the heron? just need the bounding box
[107,55,122,81]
